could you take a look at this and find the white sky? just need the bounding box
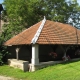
[77,0,80,5]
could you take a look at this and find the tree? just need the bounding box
[66,0,80,29]
[2,0,80,31]
[0,31,9,65]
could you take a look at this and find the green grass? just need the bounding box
[0,60,80,80]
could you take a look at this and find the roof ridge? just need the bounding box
[31,16,46,44]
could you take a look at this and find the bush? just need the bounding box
[0,31,10,65]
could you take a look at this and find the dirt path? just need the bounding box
[0,76,14,80]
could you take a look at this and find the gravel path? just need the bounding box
[0,76,14,80]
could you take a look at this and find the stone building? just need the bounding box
[4,17,80,71]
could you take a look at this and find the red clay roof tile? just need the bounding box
[4,20,80,45]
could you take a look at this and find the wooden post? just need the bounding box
[16,47,20,60]
[63,52,68,61]
[60,45,69,61]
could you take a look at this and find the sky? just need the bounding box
[0,0,3,4]
[77,0,80,5]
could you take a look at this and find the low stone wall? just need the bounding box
[8,59,29,72]
[29,58,80,72]
[8,58,80,72]
[29,60,63,72]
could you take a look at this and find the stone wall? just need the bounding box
[8,58,80,72]
[29,58,80,72]
[8,59,29,72]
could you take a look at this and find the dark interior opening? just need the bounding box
[4,45,80,63]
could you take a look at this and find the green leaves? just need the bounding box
[3,0,80,29]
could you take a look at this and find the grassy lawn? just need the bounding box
[0,60,80,80]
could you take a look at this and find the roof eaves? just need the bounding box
[31,16,46,44]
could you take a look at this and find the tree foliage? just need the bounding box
[2,0,80,29]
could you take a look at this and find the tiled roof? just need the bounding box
[4,21,42,45]
[37,20,79,44]
[4,19,80,46]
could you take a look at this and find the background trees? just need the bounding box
[2,0,80,30]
